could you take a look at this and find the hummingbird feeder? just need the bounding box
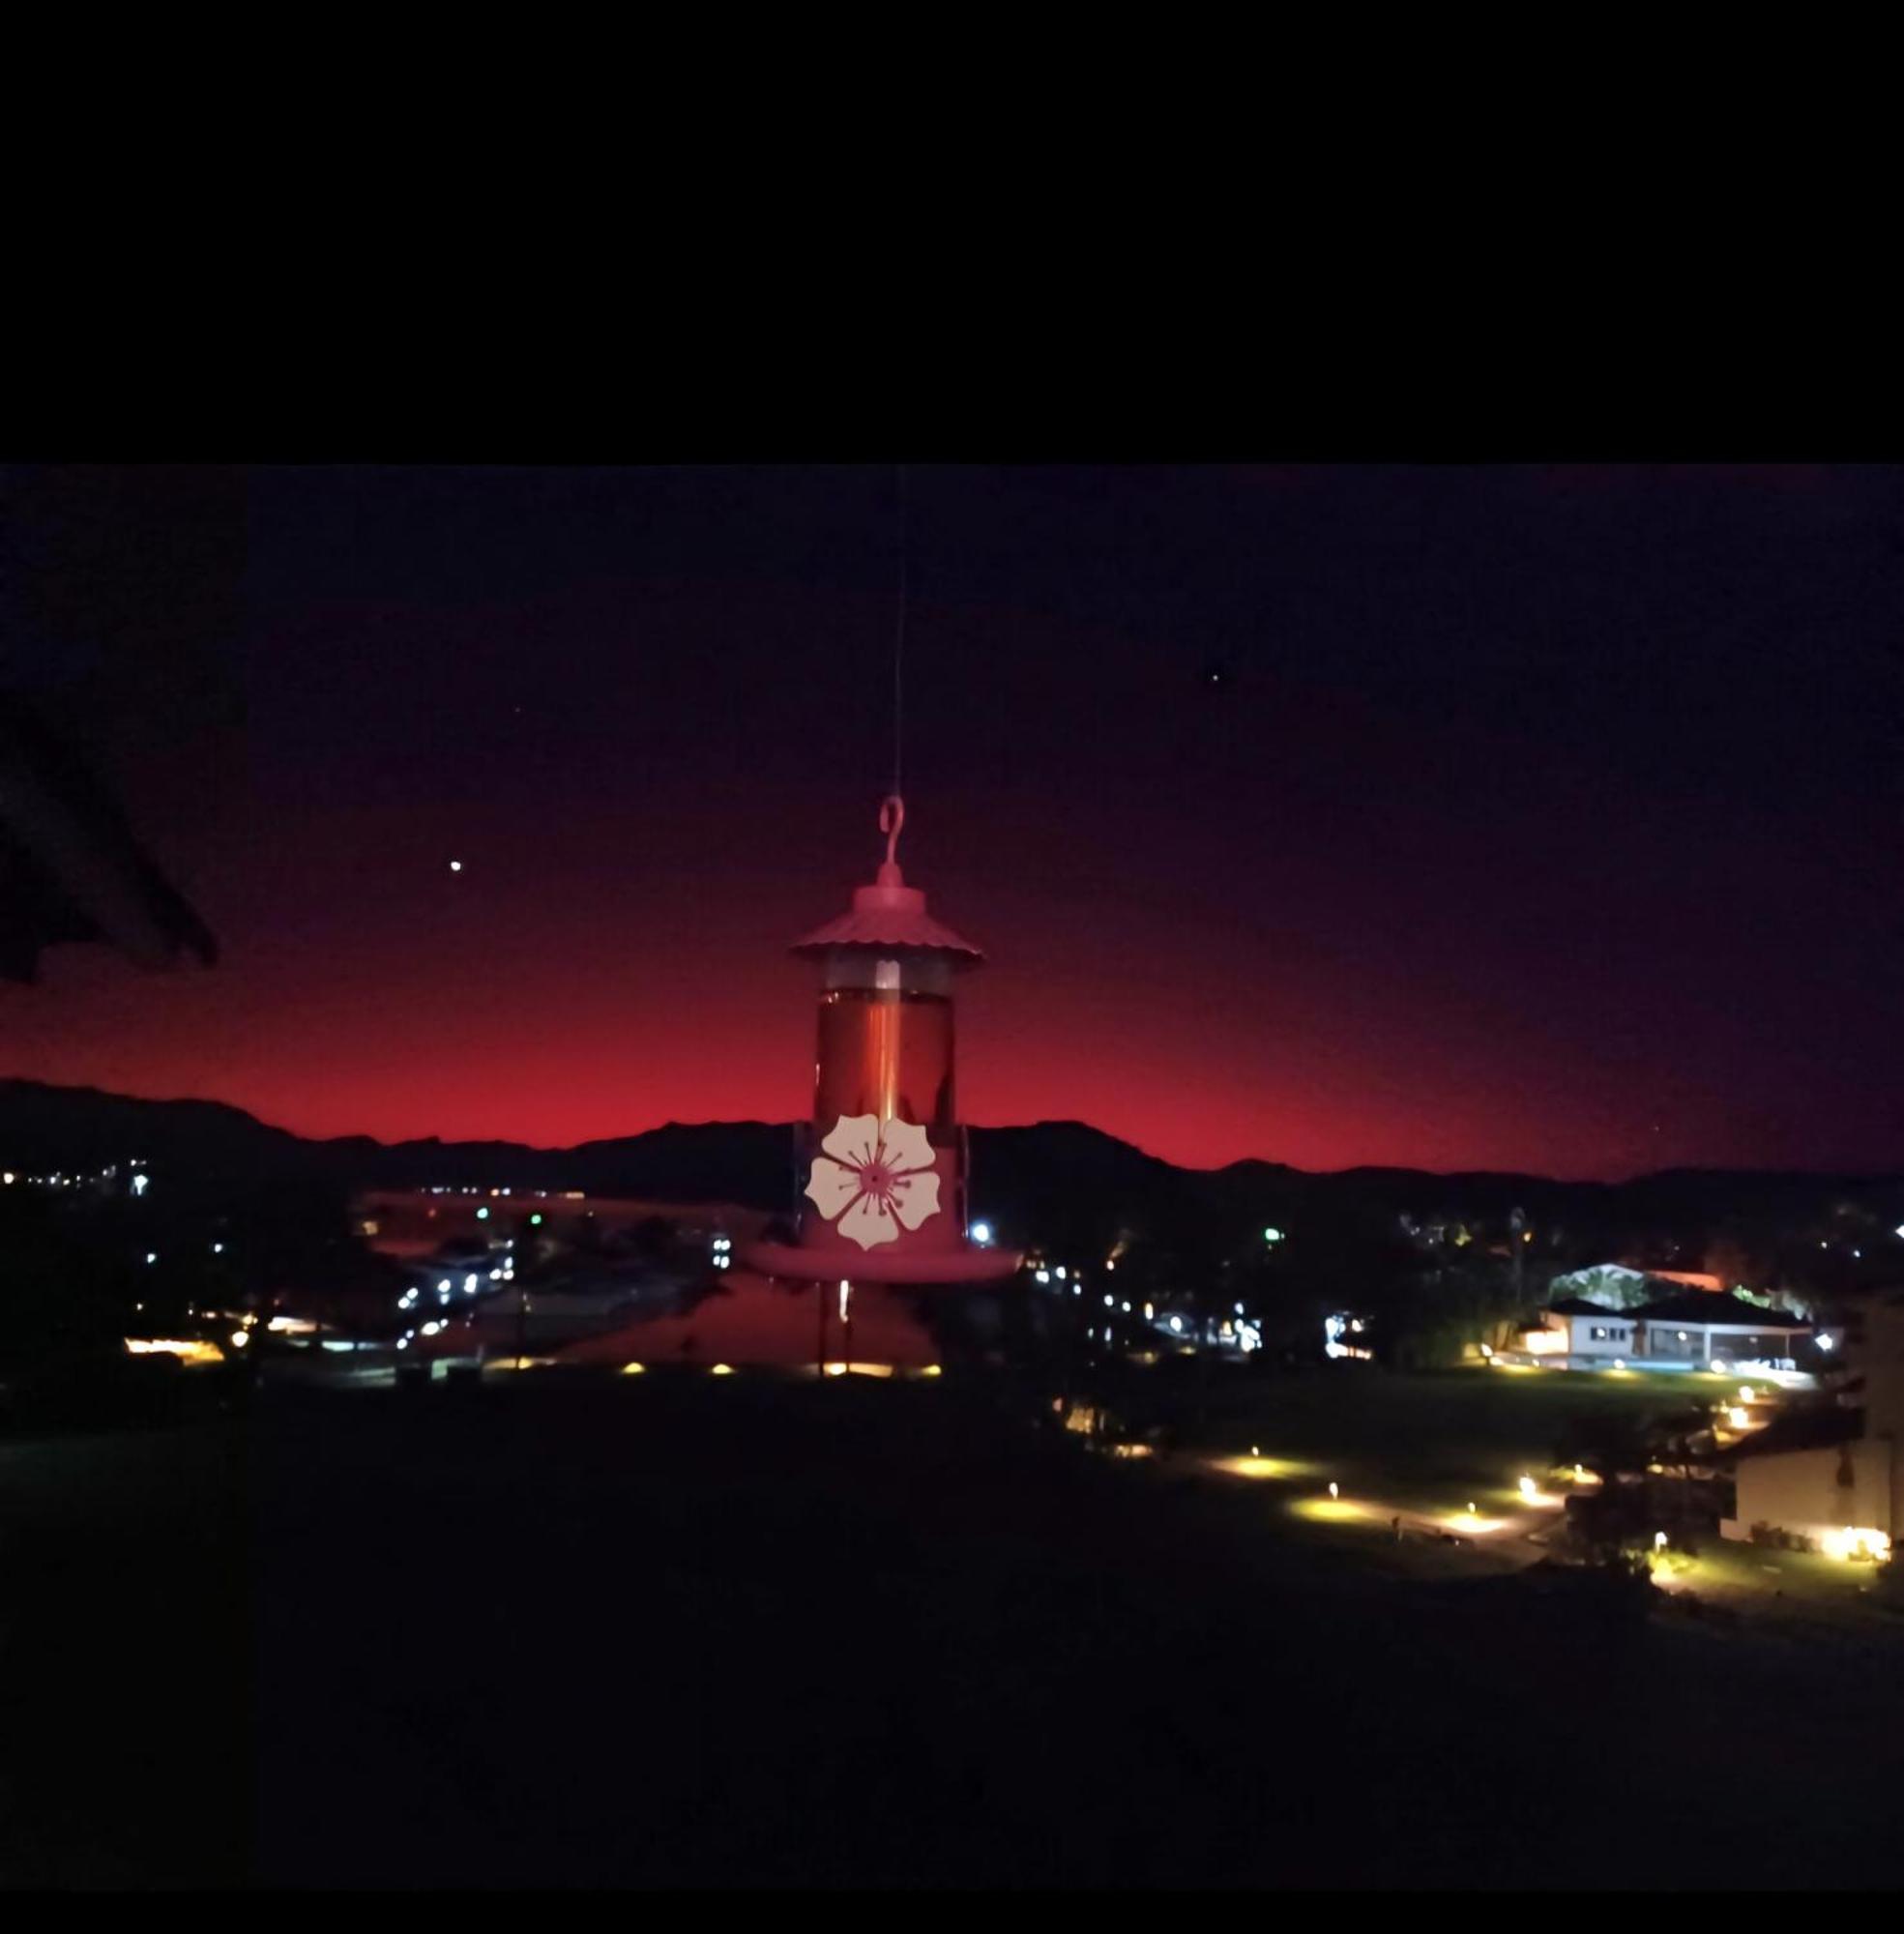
[743,795,1021,1285]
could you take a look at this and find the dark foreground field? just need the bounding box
[4,1372,1902,1889]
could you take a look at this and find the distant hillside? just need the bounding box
[3,1078,1902,1257]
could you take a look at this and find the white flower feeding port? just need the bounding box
[744,795,1021,1288]
[804,1114,942,1251]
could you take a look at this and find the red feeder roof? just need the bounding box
[790,795,984,962]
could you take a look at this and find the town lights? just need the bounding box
[1518,1476,1538,1501]
[125,1338,223,1366]
[971,1222,993,1246]
[1728,1407,1749,1428]
[477,1207,489,1219]
[1263,1227,1283,1245]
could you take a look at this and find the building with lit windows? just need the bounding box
[1626,1290,1811,1369]
[1515,1290,1810,1370]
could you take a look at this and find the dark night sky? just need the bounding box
[5,463,1902,1178]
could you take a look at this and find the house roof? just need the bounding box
[1629,1290,1811,1330]
[1547,1297,1618,1318]
[1719,1404,1863,1463]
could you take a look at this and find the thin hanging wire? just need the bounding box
[891,464,908,799]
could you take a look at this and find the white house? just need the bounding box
[1514,1287,1812,1372]
[1518,1297,1637,1364]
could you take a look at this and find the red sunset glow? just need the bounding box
[5,464,1900,1181]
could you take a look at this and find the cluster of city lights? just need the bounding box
[3,1162,150,1194]
[712,1235,732,1270]
[1324,1313,1371,1361]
